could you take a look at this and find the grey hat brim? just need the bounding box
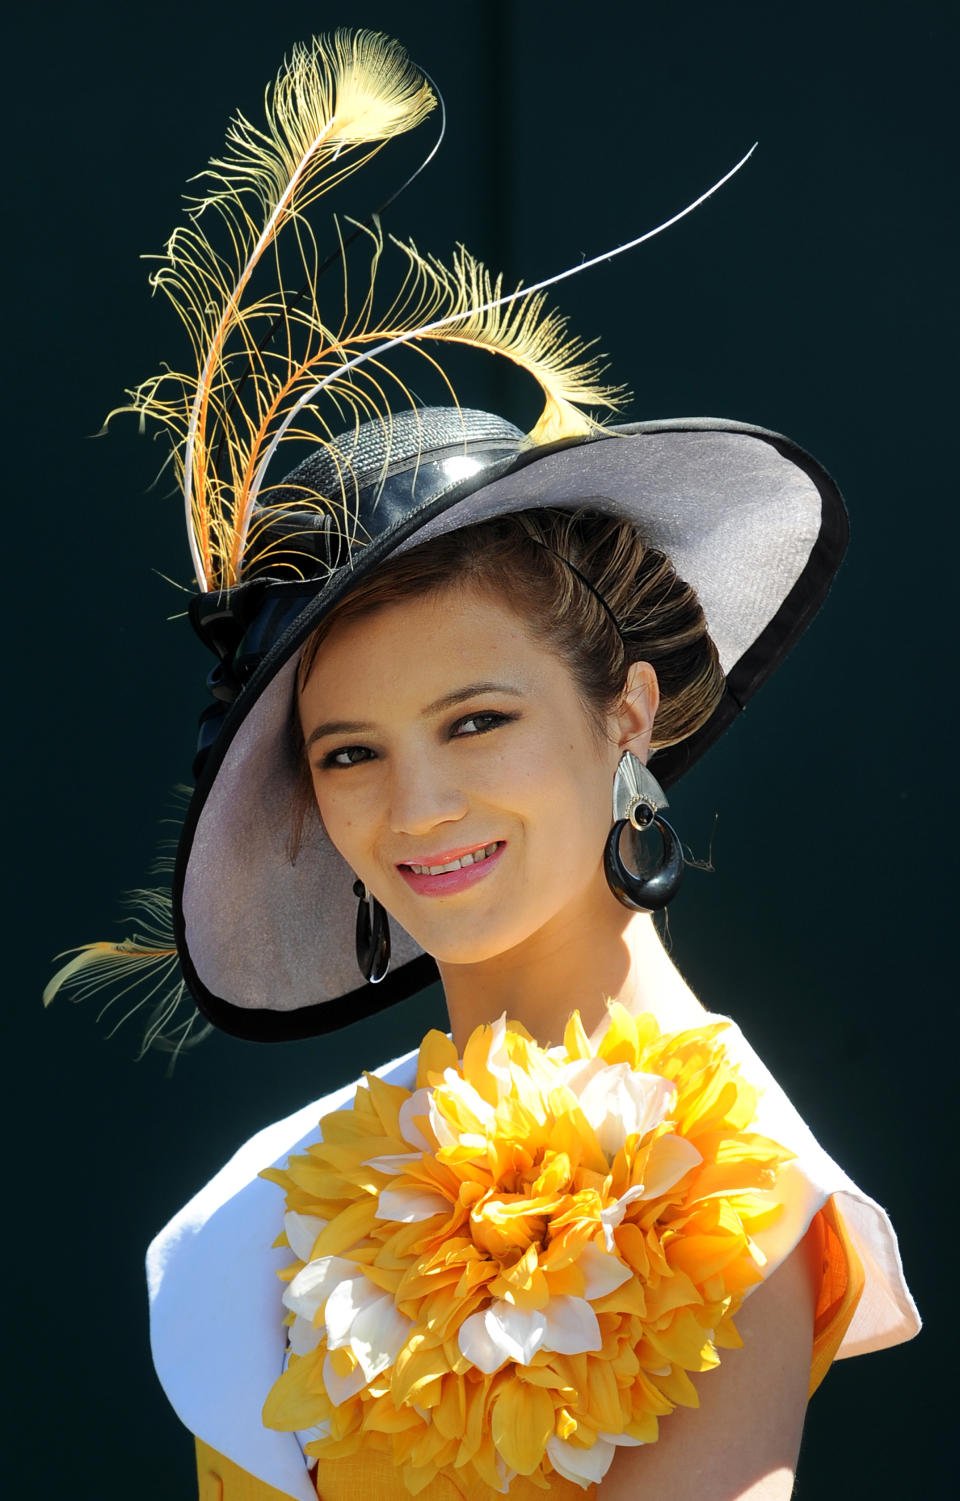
[174,418,848,1041]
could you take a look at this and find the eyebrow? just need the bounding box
[304,681,524,749]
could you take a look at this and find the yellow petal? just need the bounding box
[584,1357,626,1432]
[562,1010,592,1061]
[491,1376,556,1474]
[262,1348,330,1431]
[363,1071,412,1137]
[462,1024,501,1106]
[595,1004,641,1067]
[433,1374,467,1440]
[649,1363,700,1408]
[646,1308,720,1372]
[391,1334,449,1407]
[416,1030,459,1088]
[360,1396,423,1434]
[640,1268,702,1322]
[312,1199,379,1258]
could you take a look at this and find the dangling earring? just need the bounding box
[603,752,684,912]
[353,879,391,983]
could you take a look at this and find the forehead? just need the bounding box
[298,582,566,711]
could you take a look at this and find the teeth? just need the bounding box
[408,842,499,877]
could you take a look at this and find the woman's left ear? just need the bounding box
[615,661,660,763]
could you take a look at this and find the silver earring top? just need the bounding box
[612,750,669,831]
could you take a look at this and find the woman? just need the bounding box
[48,28,918,1501]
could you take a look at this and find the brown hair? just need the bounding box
[290,509,725,851]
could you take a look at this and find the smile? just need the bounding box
[403,842,501,876]
[396,841,506,896]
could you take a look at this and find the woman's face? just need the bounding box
[298,583,654,967]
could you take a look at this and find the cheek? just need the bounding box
[310,779,371,865]
[510,738,612,863]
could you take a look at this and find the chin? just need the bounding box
[402,924,516,968]
[394,902,557,970]
[426,937,516,967]
[386,870,601,969]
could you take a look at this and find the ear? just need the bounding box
[613,660,660,763]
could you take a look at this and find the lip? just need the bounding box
[396,841,506,897]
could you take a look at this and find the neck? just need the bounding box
[438,878,705,1052]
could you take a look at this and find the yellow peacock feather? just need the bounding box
[115,28,625,594]
[43,885,206,1057]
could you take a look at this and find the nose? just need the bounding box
[386,754,469,837]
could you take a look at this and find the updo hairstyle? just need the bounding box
[290,509,724,853]
[296,508,725,749]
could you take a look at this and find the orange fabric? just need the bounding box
[196,1437,596,1500]
[807,1194,865,1396]
[314,1448,596,1500]
[196,1438,299,1501]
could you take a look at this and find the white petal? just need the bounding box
[288,1313,324,1355]
[458,1309,509,1375]
[554,1056,605,1094]
[459,1296,602,1374]
[546,1434,616,1487]
[349,1294,413,1380]
[296,1419,332,1447]
[489,1301,549,1364]
[540,1296,603,1356]
[399,1089,434,1151]
[427,1096,460,1151]
[324,1274,383,1348]
[485,1014,512,1095]
[577,1241,633,1299]
[494,1455,514,1494]
[458,1302,550,1370]
[441,1068,496,1124]
[599,1186,647,1251]
[283,1255,359,1320]
[284,1210,328,1262]
[640,1134,702,1198]
[376,1186,450,1222]
[575,1066,675,1157]
[323,1349,368,1406]
[364,1150,422,1175]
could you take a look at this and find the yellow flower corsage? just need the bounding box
[261,1007,792,1492]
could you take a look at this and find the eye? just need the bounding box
[320,744,376,769]
[451,711,517,737]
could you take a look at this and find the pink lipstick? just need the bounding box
[396,841,506,897]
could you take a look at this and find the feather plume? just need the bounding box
[45,789,208,1063]
[113,30,754,592]
[113,29,639,590]
[240,224,628,567]
[44,886,210,1060]
[247,231,625,505]
[116,30,436,590]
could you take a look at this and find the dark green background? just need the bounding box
[10,1,952,1494]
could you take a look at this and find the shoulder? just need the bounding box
[710,1016,919,1357]
[147,1048,419,1289]
[146,1047,418,1499]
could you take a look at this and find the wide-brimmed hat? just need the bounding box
[45,30,848,1047]
[177,404,847,1040]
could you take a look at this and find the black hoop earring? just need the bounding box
[353,879,391,983]
[603,752,684,912]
